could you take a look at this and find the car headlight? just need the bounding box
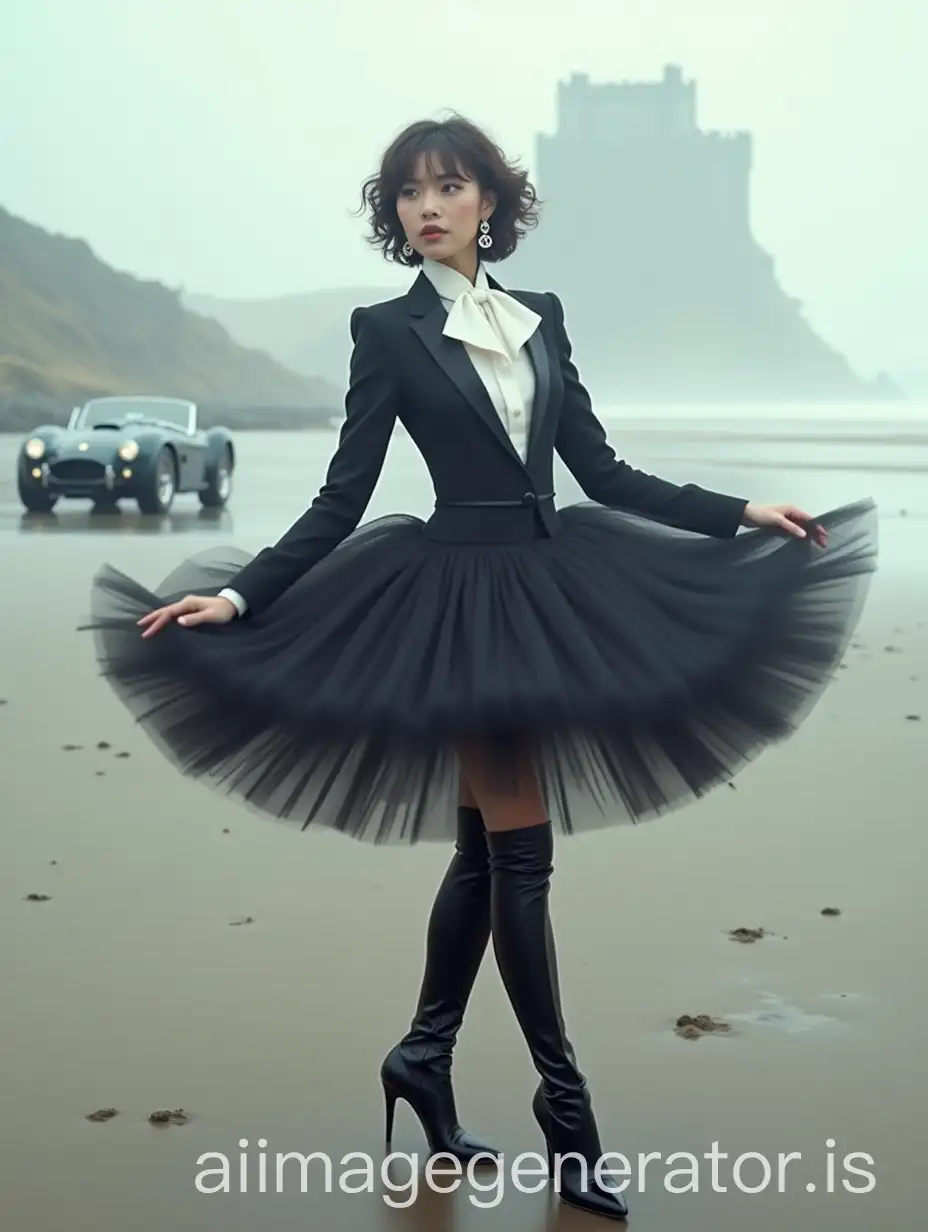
[118,440,140,461]
[25,438,46,460]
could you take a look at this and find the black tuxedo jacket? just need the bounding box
[228,271,749,615]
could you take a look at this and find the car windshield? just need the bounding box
[76,398,192,430]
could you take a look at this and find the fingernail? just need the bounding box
[178,617,188,626]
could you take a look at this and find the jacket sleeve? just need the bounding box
[549,292,749,538]
[225,306,398,615]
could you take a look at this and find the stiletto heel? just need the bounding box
[380,1045,500,1164]
[383,1082,398,1145]
[545,1140,555,1179]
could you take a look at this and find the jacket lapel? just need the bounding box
[503,285,552,461]
[406,270,554,467]
[407,272,524,464]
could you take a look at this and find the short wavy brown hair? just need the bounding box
[358,115,541,266]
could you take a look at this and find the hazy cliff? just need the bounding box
[0,206,342,430]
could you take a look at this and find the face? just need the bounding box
[396,152,495,268]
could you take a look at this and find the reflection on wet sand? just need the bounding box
[15,504,233,535]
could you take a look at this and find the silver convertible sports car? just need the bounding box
[17,395,235,515]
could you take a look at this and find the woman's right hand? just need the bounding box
[137,594,238,638]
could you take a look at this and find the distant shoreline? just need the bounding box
[0,422,341,434]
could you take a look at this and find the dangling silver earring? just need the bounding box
[402,241,413,257]
[477,219,492,250]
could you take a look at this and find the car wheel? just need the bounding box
[17,473,58,513]
[199,447,233,508]
[136,448,177,515]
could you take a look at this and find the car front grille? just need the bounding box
[49,459,107,482]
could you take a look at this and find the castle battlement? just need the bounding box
[537,64,753,233]
[554,64,750,149]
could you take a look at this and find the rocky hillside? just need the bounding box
[0,206,341,426]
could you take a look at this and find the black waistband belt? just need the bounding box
[435,492,554,509]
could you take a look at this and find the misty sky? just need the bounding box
[4,0,925,381]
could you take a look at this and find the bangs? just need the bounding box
[386,128,477,189]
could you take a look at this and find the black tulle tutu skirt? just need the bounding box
[83,498,878,843]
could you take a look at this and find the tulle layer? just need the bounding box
[82,498,878,843]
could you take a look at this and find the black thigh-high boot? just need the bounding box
[380,805,500,1162]
[486,821,628,1220]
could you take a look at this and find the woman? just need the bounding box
[86,116,877,1220]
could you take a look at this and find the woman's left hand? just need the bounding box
[742,502,828,547]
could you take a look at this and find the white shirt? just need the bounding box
[219,258,541,617]
[419,257,540,463]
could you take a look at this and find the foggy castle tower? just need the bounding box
[538,65,751,259]
[502,65,869,402]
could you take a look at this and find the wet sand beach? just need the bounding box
[1,415,925,1230]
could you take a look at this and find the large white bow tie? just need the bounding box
[442,284,541,362]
